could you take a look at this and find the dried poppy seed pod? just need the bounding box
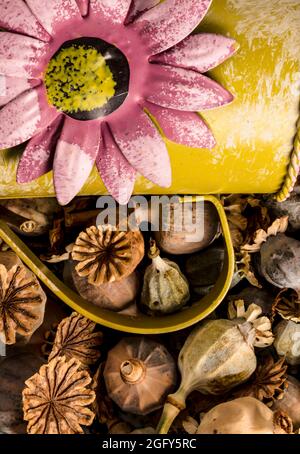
[259,234,300,300]
[23,356,95,434]
[104,337,177,416]
[71,262,140,312]
[197,397,293,434]
[0,251,46,345]
[157,302,273,434]
[141,240,190,314]
[72,224,144,286]
[153,201,220,255]
[274,320,300,365]
[272,376,300,430]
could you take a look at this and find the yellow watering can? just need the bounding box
[0,0,299,333]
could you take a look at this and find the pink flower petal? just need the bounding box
[126,0,160,23]
[0,0,50,42]
[0,32,46,78]
[145,102,216,149]
[134,0,212,54]
[25,0,81,36]
[17,115,64,184]
[90,0,131,24]
[0,76,39,107]
[147,64,234,111]
[53,118,100,205]
[108,104,171,188]
[0,86,59,150]
[96,123,136,205]
[75,0,89,16]
[152,34,239,73]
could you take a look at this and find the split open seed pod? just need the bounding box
[104,337,177,416]
[273,289,300,323]
[141,240,190,315]
[157,301,273,434]
[72,224,144,286]
[0,251,46,345]
[196,397,293,434]
[153,200,220,255]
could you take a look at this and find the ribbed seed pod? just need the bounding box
[104,337,177,416]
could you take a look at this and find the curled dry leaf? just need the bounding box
[273,289,300,323]
[72,225,144,285]
[223,195,248,249]
[0,254,46,345]
[23,356,95,434]
[232,354,288,405]
[48,312,103,368]
[235,251,262,288]
[242,216,288,253]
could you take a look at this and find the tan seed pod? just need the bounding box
[0,252,46,345]
[23,356,95,434]
[72,225,144,285]
[48,312,103,368]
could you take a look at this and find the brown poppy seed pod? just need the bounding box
[197,397,293,434]
[71,260,140,312]
[0,251,46,345]
[72,224,144,286]
[154,201,220,255]
[23,356,95,434]
[104,337,177,416]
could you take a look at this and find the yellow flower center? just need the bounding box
[45,44,116,116]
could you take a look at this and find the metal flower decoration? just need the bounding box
[0,0,237,205]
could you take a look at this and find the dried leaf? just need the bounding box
[23,356,95,434]
[273,289,300,323]
[0,263,46,344]
[235,251,262,288]
[48,312,103,368]
[242,217,289,253]
[232,354,288,405]
[72,225,144,286]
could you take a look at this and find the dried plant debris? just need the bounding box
[242,217,288,253]
[23,356,95,434]
[0,257,46,345]
[235,250,262,288]
[223,195,248,248]
[72,225,144,285]
[48,312,103,368]
[273,289,300,323]
[233,354,288,405]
